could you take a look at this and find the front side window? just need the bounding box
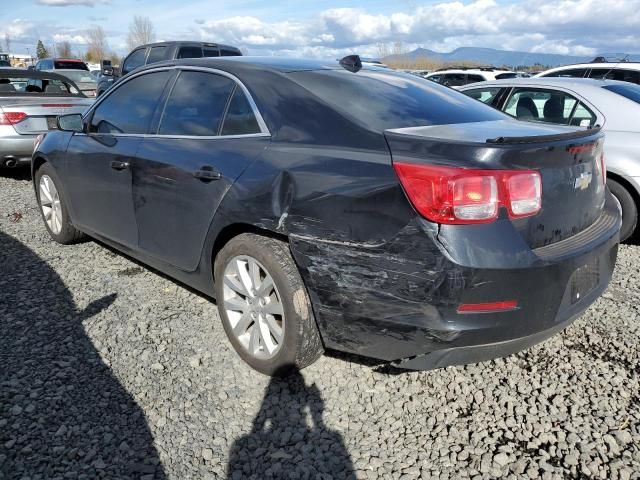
[122,48,146,75]
[463,87,502,105]
[177,46,203,59]
[89,70,171,134]
[158,71,235,136]
[146,46,167,65]
[221,87,261,135]
[442,73,466,87]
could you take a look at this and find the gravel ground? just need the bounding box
[0,170,639,480]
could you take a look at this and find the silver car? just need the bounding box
[460,78,640,241]
[0,69,93,168]
[46,69,98,98]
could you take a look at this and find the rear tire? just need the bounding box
[35,163,85,244]
[214,233,324,376]
[607,178,637,242]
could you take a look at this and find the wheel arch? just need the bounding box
[211,223,288,281]
[607,171,640,209]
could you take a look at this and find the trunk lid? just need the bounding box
[0,97,92,134]
[385,119,606,249]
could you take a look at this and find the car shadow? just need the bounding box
[227,368,356,479]
[0,231,165,479]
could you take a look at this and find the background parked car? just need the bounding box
[536,59,640,85]
[34,58,89,71]
[96,41,242,96]
[460,77,640,241]
[426,67,516,88]
[32,57,619,375]
[47,69,98,97]
[0,69,92,168]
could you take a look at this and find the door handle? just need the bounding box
[110,160,129,171]
[193,166,221,182]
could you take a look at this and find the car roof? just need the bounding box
[458,77,632,91]
[540,62,640,72]
[0,68,76,81]
[137,56,358,74]
[427,69,513,75]
[40,58,86,62]
[132,40,241,51]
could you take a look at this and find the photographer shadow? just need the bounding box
[0,231,164,479]
[227,369,356,479]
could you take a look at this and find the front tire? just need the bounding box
[608,178,637,242]
[214,233,324,376]
[35,163,84,244]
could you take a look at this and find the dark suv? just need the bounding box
[96,41,242,95]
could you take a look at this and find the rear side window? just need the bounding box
[495,72,518,80]
[289,70,505,131]
[463,87,502,105]
[54,60,88,70]
[542,68,588,78]
[159,71,235,136]
[603,83,640,104]
[220,48,241,57]
[146,46,166,65]
[203,47,220,57]
[465,74,485,84]
[90,70,170,134]
[589,68,640,84]
[177,46,203,59]
[442,73,466,87]
[122,48,146,75]
[221,87,261,135]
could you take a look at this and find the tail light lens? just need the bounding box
[393,161,542,224]
[506,172,542,217]
[0,111,27,125]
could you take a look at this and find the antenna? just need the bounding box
[339,55,362,73]
[601,53,630,81]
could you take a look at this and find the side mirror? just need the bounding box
[27,65,35,71]
[57,113,84,133]
[102,67,114,76]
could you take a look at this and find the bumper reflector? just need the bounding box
[457,300,519,314]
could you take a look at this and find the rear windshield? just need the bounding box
[0,75,83,96]
[603,83,640,104]
[54,60,88,70]
[289,69,505,131]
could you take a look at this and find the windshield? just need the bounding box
[289,69,506,131]
[0,75,83,96]
[58,70,96,83]
[603,83,640,104]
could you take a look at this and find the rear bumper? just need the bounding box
[292,193,621,370]
[0,133,35,165]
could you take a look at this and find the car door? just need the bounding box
[132,69,270,271]
[64,69,172,247]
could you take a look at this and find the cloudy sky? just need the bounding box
[1,0,639,58]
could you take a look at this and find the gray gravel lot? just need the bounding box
[0,170,639,480]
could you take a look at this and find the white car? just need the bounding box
[425,67,517,88]
[459,77,640,241]
[536,61,640,85]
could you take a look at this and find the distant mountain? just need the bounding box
[383,47,640,68]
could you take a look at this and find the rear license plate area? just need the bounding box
[570,258,600,304]
[46,116,58,130]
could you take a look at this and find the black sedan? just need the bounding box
[32,56,621,376]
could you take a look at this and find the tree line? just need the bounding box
[31,15,156,66]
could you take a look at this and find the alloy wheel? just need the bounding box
[39,175,62,235]
[222,255,285,359]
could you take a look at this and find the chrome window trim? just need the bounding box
[84,65,270,137]
[74,132,270,140]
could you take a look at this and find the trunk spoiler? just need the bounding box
[486,125,602,144]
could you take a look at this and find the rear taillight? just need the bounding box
[0,111,27,125]
[393,162,542,224]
